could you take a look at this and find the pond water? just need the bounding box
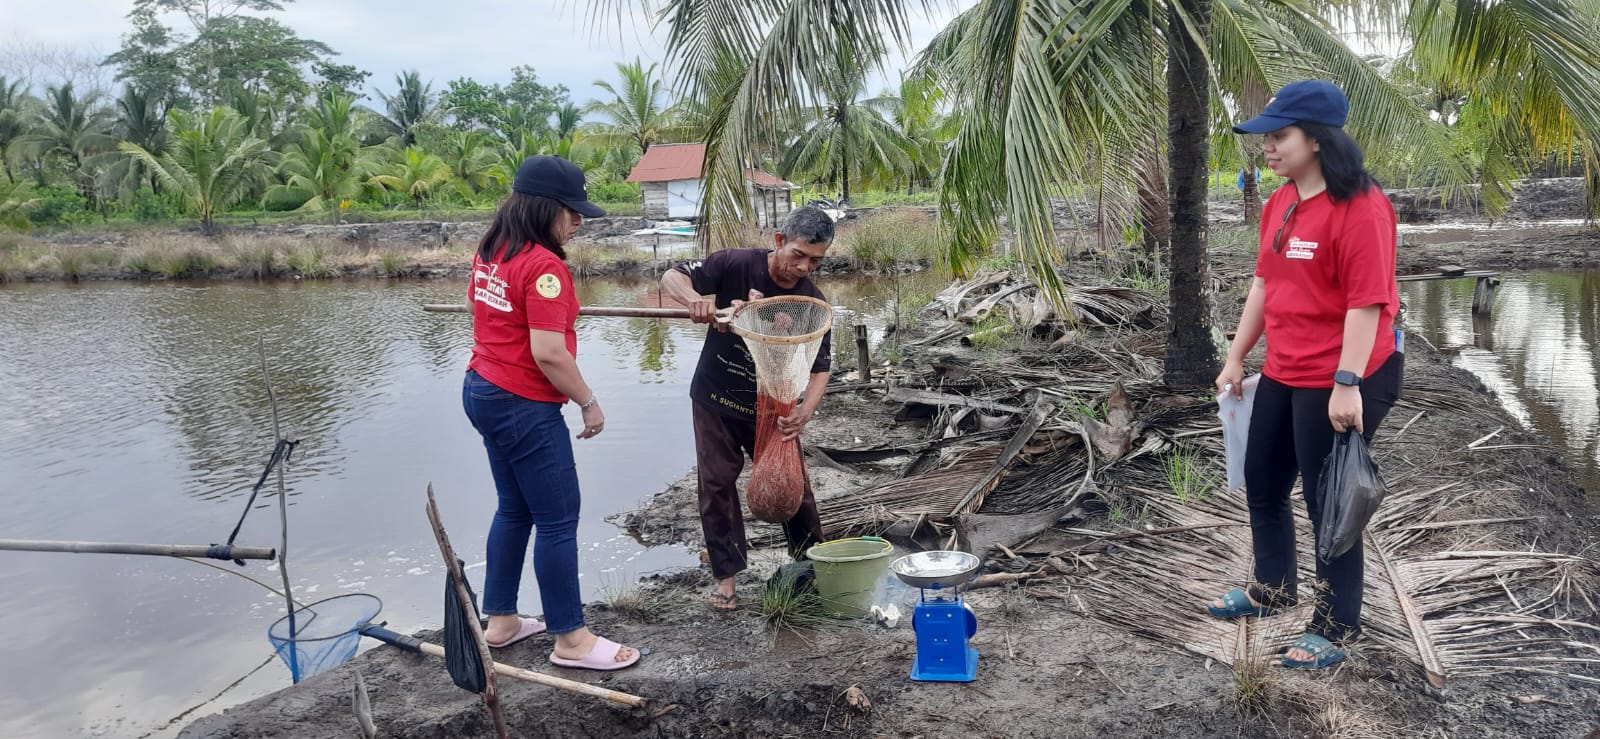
[1,263,1592,737]
[1400,270,1600,494]
[0,273,941,739]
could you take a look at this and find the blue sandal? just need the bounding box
[1281,633,1347,669]
[1207,588,1278,619]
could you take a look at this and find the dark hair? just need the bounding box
[781,206,835,245]
[1296,122,1379,202]
[476,192,569,263]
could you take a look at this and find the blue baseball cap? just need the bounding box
[511,155,606,218]
[1233,80,1349,134]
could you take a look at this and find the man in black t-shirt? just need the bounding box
[660,206,835,611]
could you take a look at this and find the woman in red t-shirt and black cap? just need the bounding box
[1208,81,1403,670]
[461,155,638,671]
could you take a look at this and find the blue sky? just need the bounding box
[2,0,966,104]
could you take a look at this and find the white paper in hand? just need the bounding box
[1217,374,1261,492]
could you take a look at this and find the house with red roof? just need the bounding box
[624,143,798,227]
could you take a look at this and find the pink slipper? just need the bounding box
[485,617,547,648]
[548,636,640,671]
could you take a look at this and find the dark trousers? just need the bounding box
[692,401,826,580]
[1245,351,1403,641]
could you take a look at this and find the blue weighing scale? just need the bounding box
[889,551,981,682]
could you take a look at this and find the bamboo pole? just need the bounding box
[0,539,275,560]
[358,626,650,709]
[424,304,693,319]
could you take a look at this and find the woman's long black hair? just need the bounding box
[1297,122,1379,202]
[475,192,570,263]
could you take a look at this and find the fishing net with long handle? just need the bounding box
[727,296,834,523]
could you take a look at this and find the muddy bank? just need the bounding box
[180,277,1598,739]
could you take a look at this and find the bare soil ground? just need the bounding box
[180,326,1599,739]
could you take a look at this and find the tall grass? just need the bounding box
[841,211,941,271]
[232,240,280,279]
[761,569,829,632]
[285,243,338,278]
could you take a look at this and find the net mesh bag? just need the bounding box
[728,296,834,523]
[267,593,383,683]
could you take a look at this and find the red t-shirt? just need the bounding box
[1255,184,1398,388]
[466,242,578,403]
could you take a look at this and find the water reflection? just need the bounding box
[1401,271,1600,493]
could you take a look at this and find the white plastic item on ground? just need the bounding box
[1217,374,1262,492]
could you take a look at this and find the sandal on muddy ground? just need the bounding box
[708,590,738,611]
[1207,587,1278,619]
[548,636,641,672]
[484,617,547,648]
[1280,633,1347,670]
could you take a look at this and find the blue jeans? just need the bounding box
[461,369,584,635]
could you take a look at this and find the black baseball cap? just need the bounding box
[1233,80,1349,134]
[511,155,606,218]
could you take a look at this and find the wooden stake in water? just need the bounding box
[258,339,299,681]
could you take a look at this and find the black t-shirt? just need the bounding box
[673,248,832,419]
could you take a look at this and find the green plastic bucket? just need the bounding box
[805,536,894,618]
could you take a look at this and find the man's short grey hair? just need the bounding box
[781,206,836,245]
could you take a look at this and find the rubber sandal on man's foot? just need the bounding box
[709,590,738,611]
[1207,588,1277,619]
[1281,633,1347,669]
[485,617,547,648]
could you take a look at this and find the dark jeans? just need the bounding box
[692,401,826,580]
[1244,351,1404,641]
[461,369,584,635]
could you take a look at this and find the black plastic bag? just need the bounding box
[443,558,487,693]
[1316,431,1388,563]
[765,560,817,600]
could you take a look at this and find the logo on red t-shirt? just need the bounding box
[535,273,562,298]
[1284,237,1319,261]
[473,263,512,312]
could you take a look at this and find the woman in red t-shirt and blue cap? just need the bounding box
[461,155,639,671]
[1208,81,1403,669]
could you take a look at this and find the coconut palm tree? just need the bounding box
[872,73,954,194]
[1401,0,1600,216]
[777,47,913,203]
[369,145,452,207]
[118,107,276,233]
[438,130,499,199]
[585,58,680,155]
[266,92,370,221]
[0,76,33,184]
[554,102,583,141]
[99,86,169,198]
[24,83,115,202]
[376,70,438,147]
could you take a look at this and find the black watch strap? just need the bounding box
[1333,370,1362,387]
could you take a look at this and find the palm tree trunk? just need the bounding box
[1136,135,1169,262]
[1241,165,1261,224]
[1237,85,1269,226]
[1163,0,1220,388]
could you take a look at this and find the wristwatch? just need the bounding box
[1333,370,1362,388]
[580,394,599,410]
